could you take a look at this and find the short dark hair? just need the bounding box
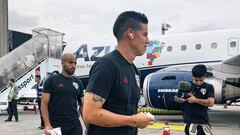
[192,64,207,78]
[9,79,15,83]
[35,75,41,79]
[113,11,148,41]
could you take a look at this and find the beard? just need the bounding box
[64,67,75,75]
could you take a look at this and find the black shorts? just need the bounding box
[51,119,82,135]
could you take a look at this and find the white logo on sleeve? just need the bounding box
[73,82,79,90]
[200,88,207,95]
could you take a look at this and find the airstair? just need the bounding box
[0,28,64,112]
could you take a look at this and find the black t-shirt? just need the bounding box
[183,82,214,124]
[86,50,141,135]
[36,81,44,100]
[43,74,84,124]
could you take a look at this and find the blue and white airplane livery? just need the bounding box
[63,29,240,110]
[1,28,239,112]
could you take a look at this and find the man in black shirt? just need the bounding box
[175,64,215,135]
[41,53,84,135]
[34,75,44,129]
[83,11,154,135]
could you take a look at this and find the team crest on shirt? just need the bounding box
[73,82,79,90]
[200,88,207,95]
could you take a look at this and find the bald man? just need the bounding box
[41,53,84,135]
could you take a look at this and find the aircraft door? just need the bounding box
[228,37,239,56]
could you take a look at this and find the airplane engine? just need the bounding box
[142,71,228,110]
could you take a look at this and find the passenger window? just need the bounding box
[211,43,217,49]
[181,45,187,51]
[195,44,201,50]
[230,41,237,48]
[167,46,173,52]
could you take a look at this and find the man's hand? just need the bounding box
[135,112,154,129]
[174,96,187,103]
[187,93,198,103]
[44,125,53,135]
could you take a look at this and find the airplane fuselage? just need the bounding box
[63,29,240,88]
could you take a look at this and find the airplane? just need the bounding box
[141,29,240,110]
[63,29,240,110]
[0,28,240,113]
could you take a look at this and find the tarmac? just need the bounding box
[0,104,239,135]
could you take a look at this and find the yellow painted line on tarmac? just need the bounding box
[169,125,185,131]
[147,122,185,131]
[147,123,164,129]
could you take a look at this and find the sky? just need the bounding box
[8,0,240,45]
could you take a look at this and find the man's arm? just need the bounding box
[187,93,215,107]
[196,97,215,107]
[76,79,84,116]
[78,97,84,116]
[174,96,187,103]
[83,92,153,129]
[41,92,52,135]
[13,86,18,99]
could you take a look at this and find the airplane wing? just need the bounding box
[223,54,240,66]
